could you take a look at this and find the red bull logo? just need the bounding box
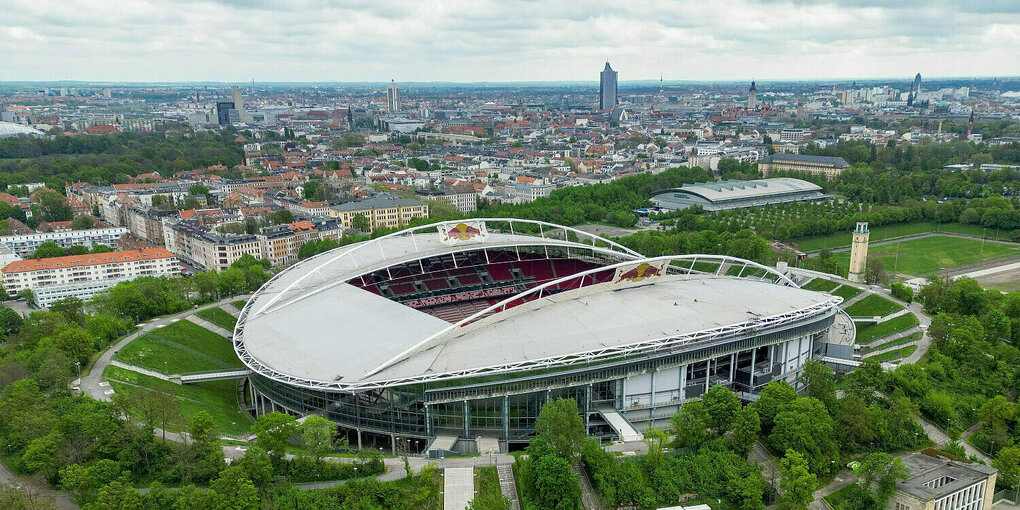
[443,222,482,242]
[615,262,663,283]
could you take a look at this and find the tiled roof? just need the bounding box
[3,248,176,274]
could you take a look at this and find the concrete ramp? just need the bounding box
[476,436,500,455]
[597,404,643,442]
[427,435,459,458]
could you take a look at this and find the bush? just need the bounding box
[890,282,913,303]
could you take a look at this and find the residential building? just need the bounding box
[758,153,850,178]
[163,220,261,271]
[258,218,343,267]
[125,207,180,246]
[417,188,477,213]
[599,62,618,110]
[1,248,180,307]
[890,452,997,510]
[0,227,129,257]
[329,195,429,231]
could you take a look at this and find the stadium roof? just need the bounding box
[655,177,822,203]
[235,219,838,391]
[0,122,44,138]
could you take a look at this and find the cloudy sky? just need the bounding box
[1,0,1018,83]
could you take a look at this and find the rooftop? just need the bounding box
[760,153,849,168]
[2,248,176,274]
[897,452,997,501]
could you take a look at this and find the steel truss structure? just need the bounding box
[233,219,832,393]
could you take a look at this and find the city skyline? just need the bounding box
[2,0,1018,83]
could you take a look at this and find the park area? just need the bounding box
[792,221,999,252]
[112,319,243,374]
[830,235,1020,277]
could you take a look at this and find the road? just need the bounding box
[0,461,78,509]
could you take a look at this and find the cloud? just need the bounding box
[0,0,1016,82]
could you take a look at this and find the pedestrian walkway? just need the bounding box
[444,467,474,510]
[477,436,501,455]
[222,303,242,317]
[185,315,233,338]
[839,290,871,309]
[109,359,174,382]
[496,464,521,510]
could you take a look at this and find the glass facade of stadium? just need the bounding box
[244,308,837,454]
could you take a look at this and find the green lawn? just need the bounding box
[113,320,242,374]
[793,222,997,252]
[868,344,918,362]
[856,314,920,344]
[802,278,840,292]
[830,235,1020,277]
[831,284,863,301]
[844,294,903,317]
[231,299,248,311]
[473,467,504,508]
[862,332,922,354]
[103,365,250,437]
[196,307,237,331]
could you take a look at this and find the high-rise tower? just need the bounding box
[386,80,400,113]
[847,222,870,283]
[907,73,921,106]
[747,80,757,110]
[231,86,247,123]
[599,62,618,110]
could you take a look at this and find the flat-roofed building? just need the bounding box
[258,218,343,267]
[0,227,129,257]
[164,220,261,271]
[1,248,180,307]
[329,195,429,231]
[651,178,828,212]
[758,153,849,178]
[891,452,997,510]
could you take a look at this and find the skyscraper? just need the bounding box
[907,73,921,106]
[747,80,757,110]
[231,86,247,123]
[386,80,400,113]
[599,62,617,110]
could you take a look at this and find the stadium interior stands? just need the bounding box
[348,249,612,323]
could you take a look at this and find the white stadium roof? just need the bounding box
[0,122,44,138]
[659,177,822,203]
[235,219,839,391]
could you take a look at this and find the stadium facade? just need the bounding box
[234,219,854,454]
[650,177,828,212]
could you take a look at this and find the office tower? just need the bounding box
[216,101,236,126]
[599,62,617,110]
[908,73,921,106]
[231,86,247,123]
[747,80,757,110]
[848,222,870,283]
[387,80,400,113]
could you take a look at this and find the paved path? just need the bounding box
[80,296,247,402]
[810,469,857,510]
[496,464,521,510]
[574,464,605,510]
[0,462,78,509]
[862,326,921,349]
[838,289,871,309]
[916,415,992,464]
[184,315,233,338]
[444,467,474,510]
[222,303,242,317]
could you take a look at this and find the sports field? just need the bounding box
[831,235,1020,277]
[793,222,996,253]
[113,319,243,374]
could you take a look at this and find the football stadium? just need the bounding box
[234,219,855,454]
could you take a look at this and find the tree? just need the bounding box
[302,180,321,200]
[753,380,798,432]
[702,386,741,433]
[834,395,876,453]
[0,286,9,302]
[798,360,836,410]
[270,209,294,224]
[778,450,817,510]
[49,297,86,325]
[890,282,913,303]
[534,398,585,464]
[150,194,169,209]
[18,288,35,307]
[252,412,297,468]
[856,452,910,508]
[31,242,66,259]
[187,410,226,483]
[351,213,371,232]
[769,397,839,476]
[0,307,24,334]
[91,244,113,254]
[532,451,581,510]
[46,324,95,365]
[67,245,89,256]
[33,190,73,222]
[669,401,709,449]
[299,415,336,464]
[995,447,1020,497]
[730,405,761,457]
[70,215,94,230]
